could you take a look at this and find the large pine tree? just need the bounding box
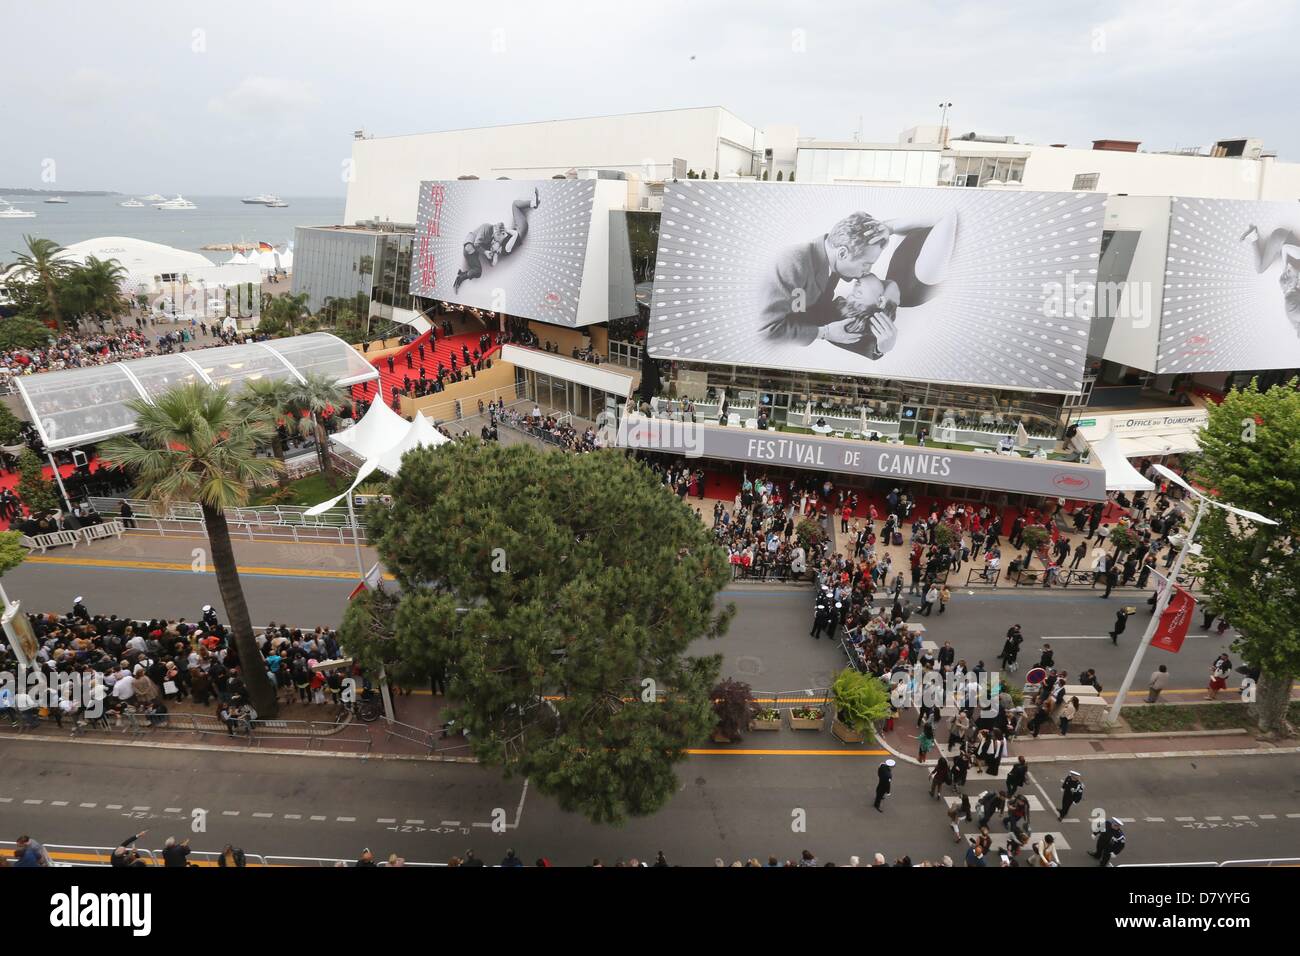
[341,441,734,824]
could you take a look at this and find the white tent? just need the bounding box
[309,412,450,516]
[330,397,411,462]
[256,249,281,271]
[375,412,449,476]
[1089,431,1156,492]
[278,248,293,271]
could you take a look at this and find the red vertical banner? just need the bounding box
[1151,586,1195,653]
[417,184,444,291]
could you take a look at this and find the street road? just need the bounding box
[0,740,1294,866]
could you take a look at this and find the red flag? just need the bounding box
[1151,586,1195,653]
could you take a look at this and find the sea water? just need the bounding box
[0,194,344,261]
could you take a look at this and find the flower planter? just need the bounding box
[788,710,825,731]
[830,718,864,743]
[749,716,782,731]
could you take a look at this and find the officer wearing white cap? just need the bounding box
[1058,770,1085,821]
[873,759,896,812]
[201,605,219,630]
[71,597,90,623]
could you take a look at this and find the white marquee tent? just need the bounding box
[1088,431,1156,492]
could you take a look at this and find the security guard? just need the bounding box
[810,591,833,640]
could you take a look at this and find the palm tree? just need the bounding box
[287,372,346,485]
[10,235,69,330]
[237,378,295,476]
[76,256,129,324]
[101,383,283,717]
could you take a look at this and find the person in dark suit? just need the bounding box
[873,759,895,811]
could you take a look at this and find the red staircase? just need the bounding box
[352,330,501,408]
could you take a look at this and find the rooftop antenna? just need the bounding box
[853,115,863,143]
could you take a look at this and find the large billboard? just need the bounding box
[410,179,596,325]
[1159,197,1300,373]
[646,181,1103,393]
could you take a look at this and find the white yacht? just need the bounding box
[44,196,68,204]
[155,195,197,210]
[119,198,145,208]
[241,193,282,205]
[0,201,37,219]
[267,199,289,207]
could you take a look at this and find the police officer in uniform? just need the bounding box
[201,604,220,631]
[1088,819,1126,866]
[810,591,833,640]
[71,596,91,623]
[1058,769,1085,821]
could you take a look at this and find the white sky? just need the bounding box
[5,0,1298,195]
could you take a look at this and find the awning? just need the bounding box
[310,412,450,516]
[501,343,634,399]
[1114,431,1202,458]
[1089,432,1156,491]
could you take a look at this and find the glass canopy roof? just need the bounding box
[15,333,379,451]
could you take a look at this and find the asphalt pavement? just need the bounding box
[0,738,1294,866]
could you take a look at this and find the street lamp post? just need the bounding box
[1105,465,1276,725]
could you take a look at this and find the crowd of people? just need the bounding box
[0,316,263,386]
[497,403,599,453]
[379,324,499,408]
[0,598,356,737]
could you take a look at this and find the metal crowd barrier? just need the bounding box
[1,709,373,752]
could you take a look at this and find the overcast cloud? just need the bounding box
[5,0,1297,195]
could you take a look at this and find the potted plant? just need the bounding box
[788,705,826,731]
[795,517,825,553]
[830,668,893,743]
[750,707,782,731]
[1020,524,1051,566]
[710,678,757,743]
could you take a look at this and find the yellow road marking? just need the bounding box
[122,532,369,551]
[26,555,396,582]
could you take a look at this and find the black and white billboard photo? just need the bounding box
[646,181,1104,392]
[1159,197,1300,373]
[410,179,596,324]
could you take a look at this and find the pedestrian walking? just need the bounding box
[1109,607,1131,645]
[921,584,939,617]
[918,722,935,763]
[977,790,1006,829]
[1088,819,1126,867]
[929,754,950,799]
[1206,653,1232,700]
[1005,755,1029,797]
[1147,664,1168,703]
[938,584,951,614]
[1101,564,1119,598]
[1058,770,1085,821]
[873,759,895,812]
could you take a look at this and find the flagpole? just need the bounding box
[1105,496,1207,725]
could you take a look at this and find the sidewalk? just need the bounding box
[25,532,384,578]
[878,709,1300,770]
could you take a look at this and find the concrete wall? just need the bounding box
[399,356,517,422]
[345,107,762,224]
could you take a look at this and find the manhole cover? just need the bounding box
[736,656,763,676]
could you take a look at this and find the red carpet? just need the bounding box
[352,331,501,410]
[1,458,104,531]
